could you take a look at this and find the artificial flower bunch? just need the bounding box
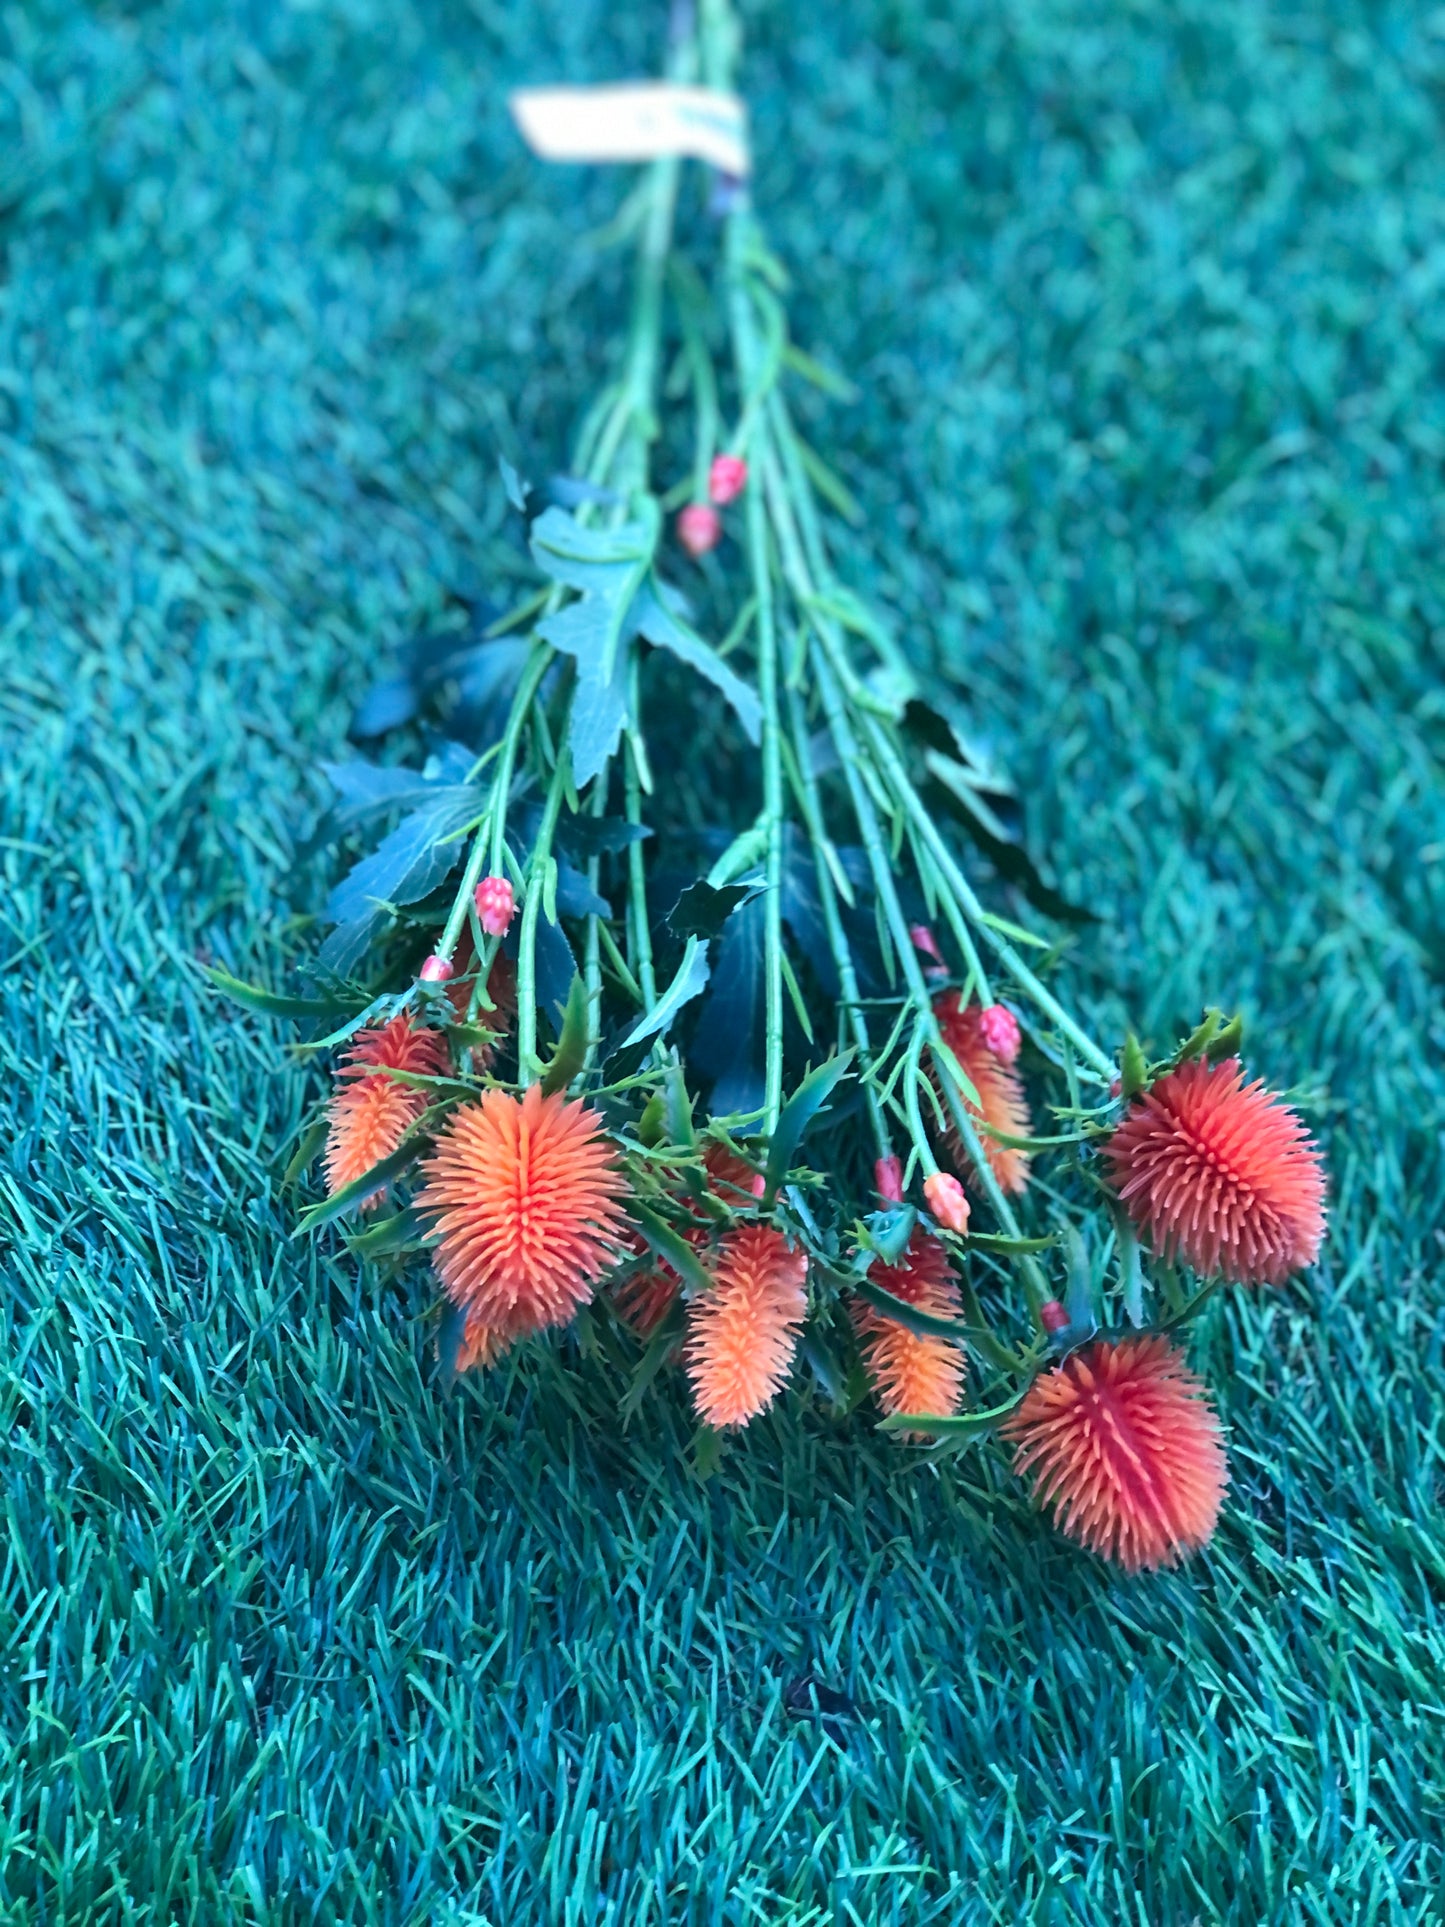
[215,0,1327,1572]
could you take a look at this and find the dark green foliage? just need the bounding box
[1,0,1442,1921]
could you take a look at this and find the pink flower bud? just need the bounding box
[909,923,944,965]
[1039,1298,1071,1334]
[677,502,721,558]
[1110,1078,1123,1099]
[473,873,516,938]
[708,453,748,505]
[923,1171,971,1235]
[978,1002,1021,1065]
[874,1155,904,1204]
[419,954,453,984]
[749,1171,767,1198]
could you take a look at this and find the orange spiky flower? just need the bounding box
[1003,1335,1227,1571]
[418,1085,628,1338]
[852,1232,966,1437]
[1104,1055,1327,1284]
[932,990,1031,1194]
[685,1224,807,1429]
[324,1013,449,1206]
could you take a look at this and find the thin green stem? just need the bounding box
[785,680,889,1164]
[515,737,573,1082]
[726,216,786,1133]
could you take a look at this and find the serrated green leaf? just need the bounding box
[345,1206,427,1257]
[621,935,710,1048]
[294,1120,437,1232]
[634,582,762,743]
[763,1052,853,1201]
[1121,1032,1149,1099]
[204,965,362,1022]
[282,1115,330,1187]
[541,974,590,1095]
[851,1268,975,1345]
[878,1387,1027,1437]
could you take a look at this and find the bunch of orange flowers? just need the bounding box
[219,0,1328,1575]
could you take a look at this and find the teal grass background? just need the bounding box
[1,1,1442,1919]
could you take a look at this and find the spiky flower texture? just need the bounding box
[1005,1335,1228,1571]
[419,1086,628,1338]
[685,1225,807,1429]
[325,1014,449,1206]
[853,1233,966,1437]
[1105,1056,1326,1284]
[933,991,1032,1194]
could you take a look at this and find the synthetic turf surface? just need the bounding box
[2,2,1442,1921]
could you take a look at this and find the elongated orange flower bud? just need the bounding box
[324,1013,448,1207]
[852,1232,965,1437]
[1104,1055,1326,1284]
[418,1086,628,1339]
[685,1225,807,1429]
[932,991,1031,1194]
[1004,1335,1228,1571]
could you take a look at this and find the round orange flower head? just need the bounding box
[325,1013,449,1207]
[852,1232,966,1438]
[685,1225,807,1429]
[932,991,1031,1194]
[418,1085,629,1338]
[1004,1335,1228,1572]
[1104,1055,1326,1284]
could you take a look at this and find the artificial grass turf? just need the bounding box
[2,0,1443,1919]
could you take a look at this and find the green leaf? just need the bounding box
[851,1268,974,1345]
[345,1206,427,1257]
[294,1123,436,1233]
[532,505,657,786]
[964,1231,1058,1256]
[282,1115,330,1187]
[1174,1008,1229,1065]
[763,1052,853,1201]
[668,878,761,941]
[634,583,762,743]
[541,974,590,1095]
[1208,1012,1245,1061]
[799,1329,848,1409]
[203,965,363,1022]
[877,1389,1027,1439]
[621,935,710,1049]
[628,1202,712,1296]
[859,1205,918,1267]
[619,1294,686,1426]
[1121,1032,1149,1099]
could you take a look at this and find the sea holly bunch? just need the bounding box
[209,0,1328,1574]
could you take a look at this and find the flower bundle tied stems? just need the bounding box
[215,0,1330,1575]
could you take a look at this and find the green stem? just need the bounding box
[515,735,573,1082]
[785,681,889,1164]
[726,214,786,1133]
[435,648,551,965]
[862,707,1112,1079]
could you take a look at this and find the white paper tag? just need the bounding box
[510,84,750,178]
